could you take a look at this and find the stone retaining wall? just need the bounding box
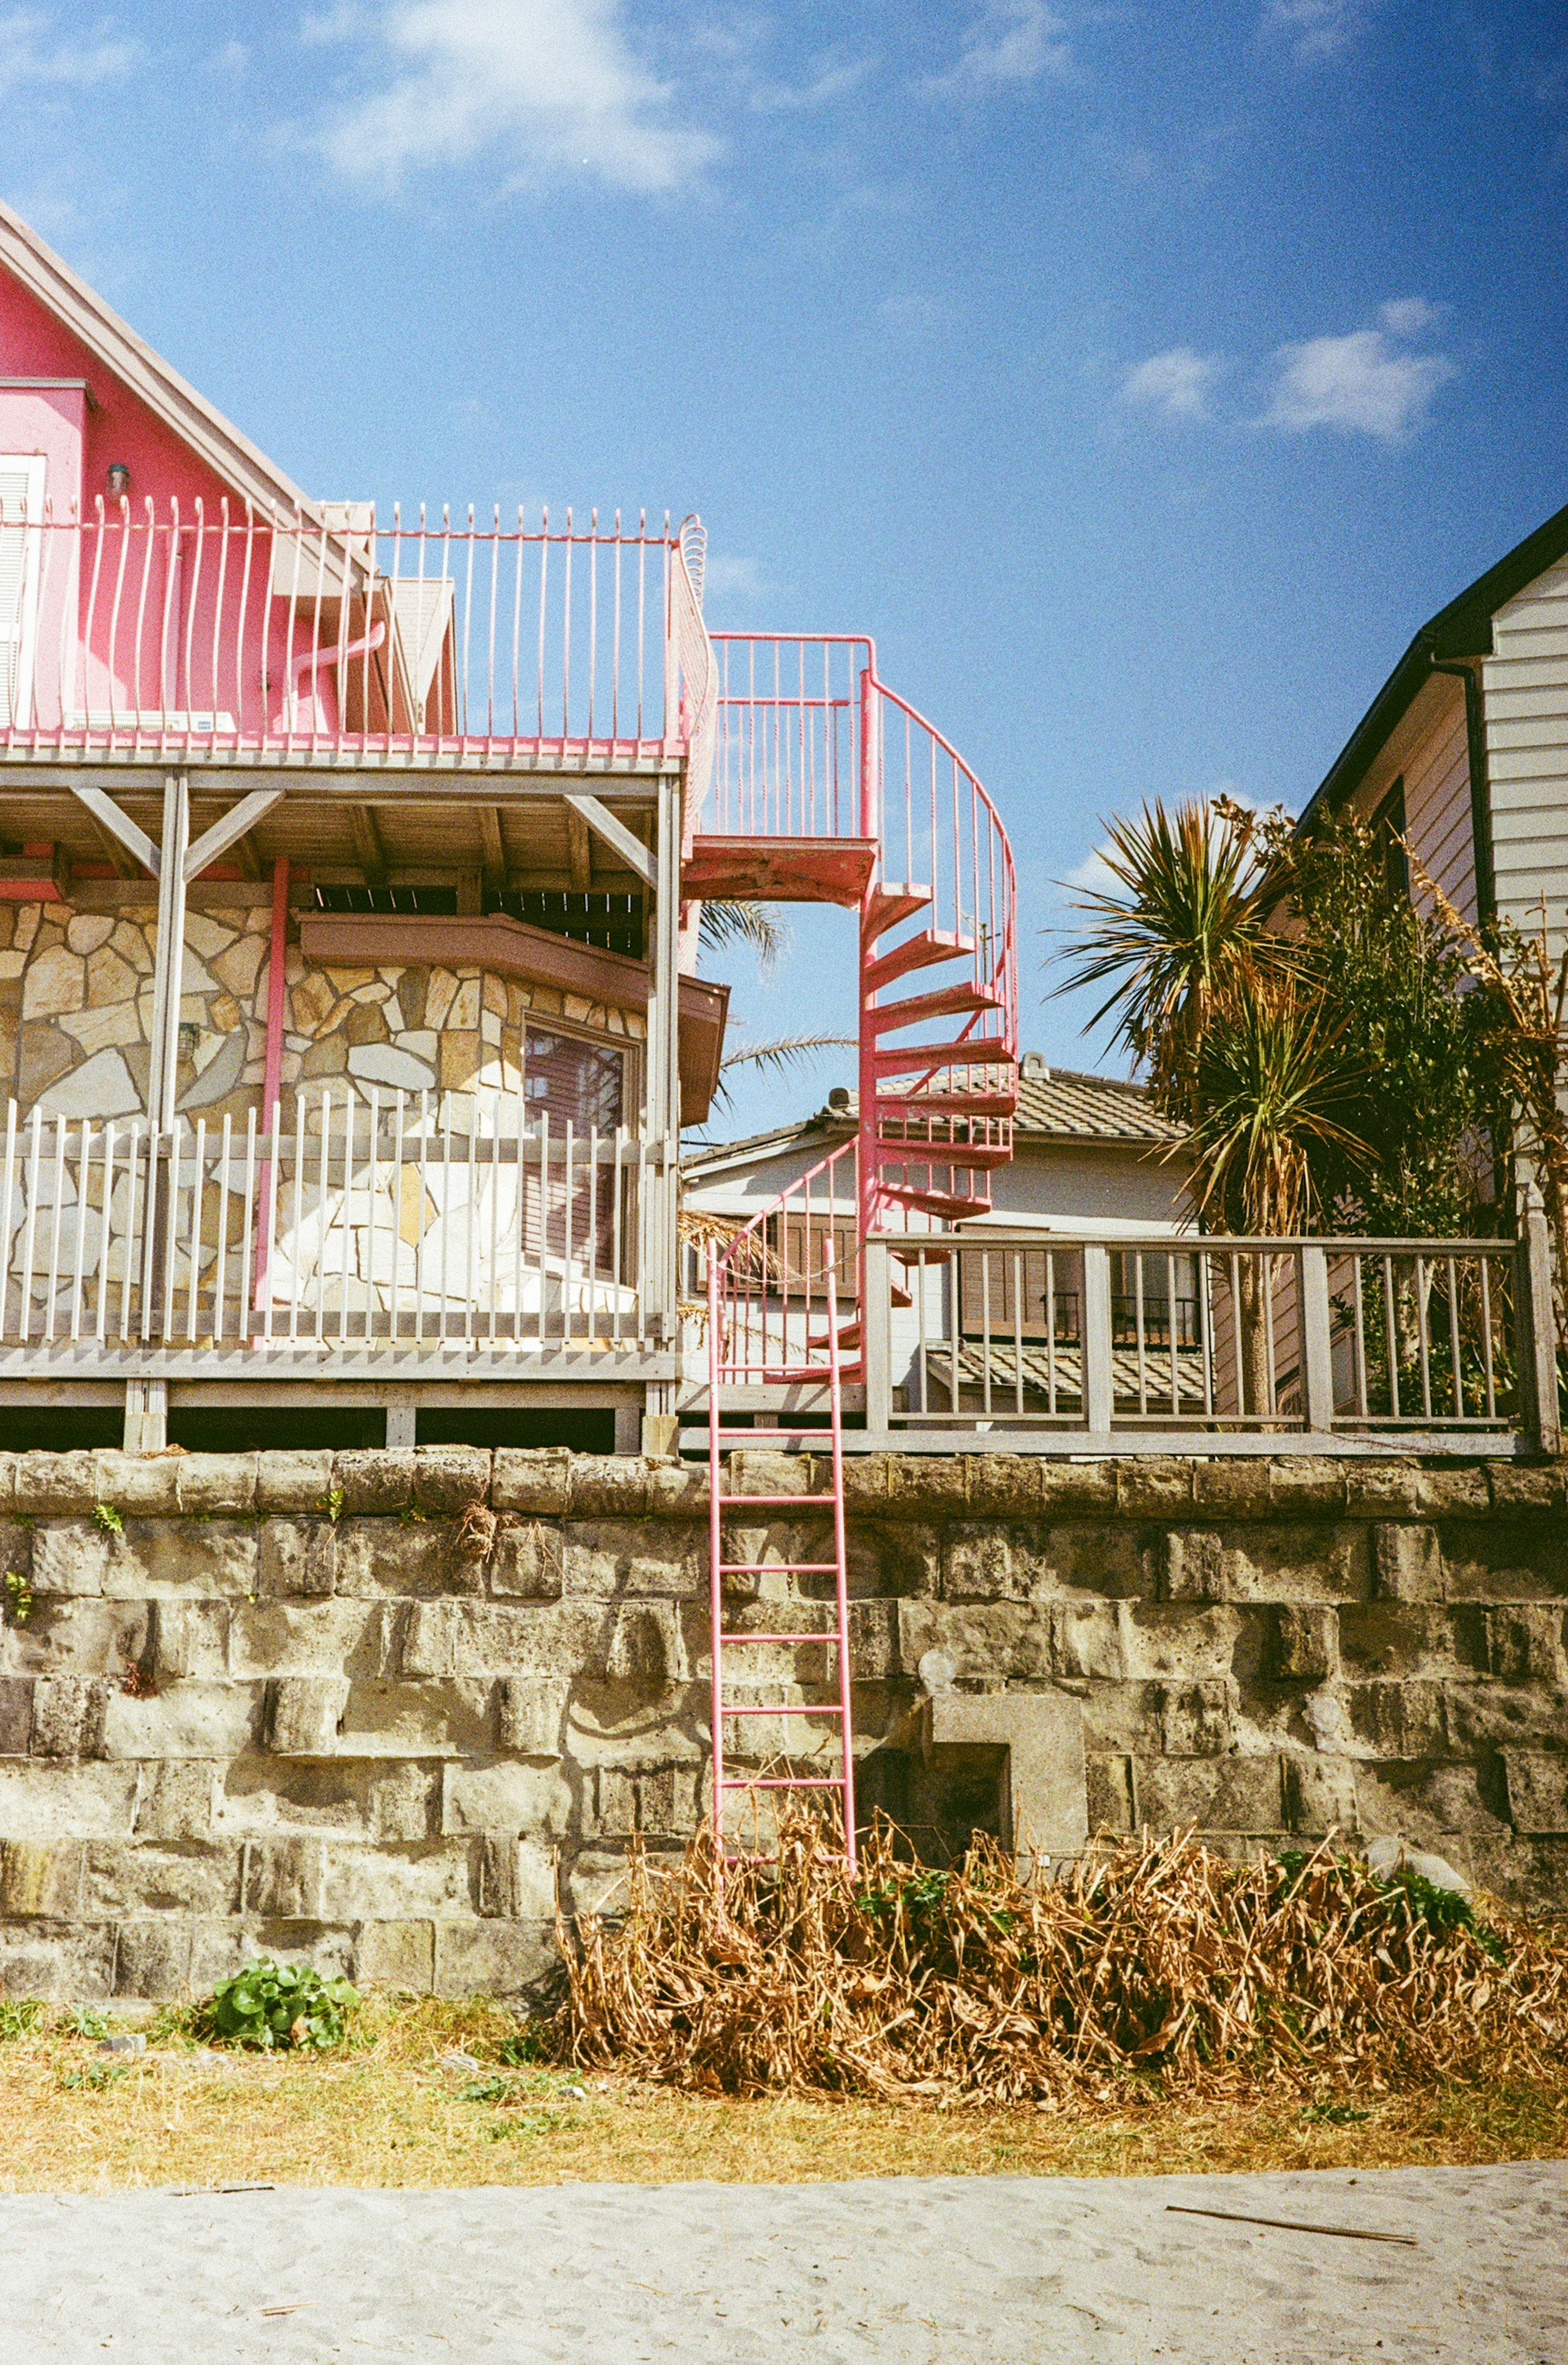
[1,1446,1565,2000]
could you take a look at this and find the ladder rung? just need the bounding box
[719,1631,832,1645]
[718,1776,845,1790]
[720,1493,836,1506]
[723,1703,845,1717]
[717,1561,837,1574]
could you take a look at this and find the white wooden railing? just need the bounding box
[0,1091,666,1368]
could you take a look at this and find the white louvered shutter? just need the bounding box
[0,456,45,728]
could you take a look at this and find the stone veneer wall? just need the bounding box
[0,889,645,1127]
[0,1446,1565,2002]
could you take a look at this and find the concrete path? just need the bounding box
[1,2161,1563,2363]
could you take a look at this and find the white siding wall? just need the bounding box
[1350,673,1475,924]
[1484,555,1568,956]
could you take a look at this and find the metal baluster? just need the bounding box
[44,1114,66,1342]
[1480,1253,1497,1419]
[69,1118,91,1341]
[186,1117,206,1341]
[1382,1254,1400,1419]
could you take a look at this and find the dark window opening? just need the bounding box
[1372,779,1409,902]
[312,884,459,915]
[416,1407,615,1451]
[168,1406,389,1451]
[0,1407,122,1450]
[488,891,644,959]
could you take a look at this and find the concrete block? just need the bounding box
[100,1680,263,1762]
[433,1915,558,1999]
[1133,1754,1284,1833]
[1372,1523,1442,1603]
[1266,1605,1337,1682]
[568,1456,649,1517]
[1484,1604,1566,1685]
[443,1755,575,1836]
[412,1446,492,1515]
[215,1758,440,1842]
[354,1917,435,1991]
[113,1919,194,1998]
[1116,1459,1194,1517]
[921,1686,1087,1861]
[1282,1753,1358,1835]
[0,1916,116,1999]
[488,1521,564,1600]
[334,1449,415,1515]
[255,1451,336,1516]
[0,1837,84,1916]
[256,1519,337,1599]
[491,1450,573,1517]
[1344,1463,1420,1517]
[497,1676,572,1759]
[0,1676,33,1755]
[176,1454,258,1517]
[266,1676,350,1757]
[13,1450,98,1516]
[563,1521,702,1600]
[89,1452,181,1516]
[1155,1679,1236,1755]
[131,1762,215,1841]
[81,1840,241,1917]
[31,1674,107,1757]
[1503,1749,1568,1834]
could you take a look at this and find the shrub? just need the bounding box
[204,1958,360,2052]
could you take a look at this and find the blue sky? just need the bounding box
[5,0,1567,1134]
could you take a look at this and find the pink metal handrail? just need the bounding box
[0,497,712,765]
[708,1138,860,1384]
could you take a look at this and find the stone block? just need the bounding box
[1343,1463,1420,1518]
[256,1451,336,1515]
[81,1840,241,1916]
[604,1602,683,1688]
[343,1917,430,1991]
[1160,1530,1223,1602]
[244,1835,329,1919]
[443,1755,575,1836]
[215,1919,358,1984]
[568,1456,649,1517]
[497,1676,572,1759]
[433,1916,558,1999]
[334,1449,415,1515]
[1488,1464,1567,1516]
[1155,1679,1236,1755]
[0,1758,140,1840]
[319,1840,478,1921]
[402,1599,599,1678]
[1444,1681,1568,1754]
[256,1519,337,1599]
[0,1917,116,2000]
[1416,1468,1490,1519]
[1484,1605,1566,1685]
[1038,1461,1118,1517]
[1441,1524,1568,1601]
[1465,1833,1568,1915]
[491,1449,573,1517]
[1116,1459,1193,1517]
[176,1454,258,1517]
[921,1686,1088,1859]
[1192,1462,1268,1518]
[412,1446,492,1514]
[31,1674,107,1757]
[898,1600,1054,1684]
[1282,1754,1358,1835]
[13,1450,98,1515]
[1086,1753,1135,1833]
[0,1676,33,1755]
[100,1680,262,1762]
[1345,1680,1447,1759]
[215,1758,440,1842]
[102,1520,258,1600]
[846,1599,898,1680]
[0,1517,32,1587]
[1372,1523,1442,1603]
[131,1763,215,1842]
[852,1522,940,1601]
[147,1600,228,1682]
[0,1838,84,1916]
[489,1521,564,1600]
[336,1678,496,1759]
[966,1456,1044,1517]
[1051,1602,1131,1682]
[230,1600,396,1680]
[1266,1606,1336,1682]
[0,1455,12,1513]
[1133,1755,1284,1833]
[1267,1459,1347,1514]
[1120,1601,1250,1682]
[113,1920,195,1998]
[882,1455,966,1514]
[1503,1750,1568,1834]
[266,1676,350,1757]
[943,1522,1145,1603]
[1,1595,149,1678]
[1339,1602,1484,1680]
[474,1837,557,1921]
[331,1517,452,1598]
[1356,1759,1508,1845]
[563,1521,701,1599]
[646,1462,708,1517]
[30,1522,113,1598]
[89,1452,182,1516]
[1194,1524,1368,1604]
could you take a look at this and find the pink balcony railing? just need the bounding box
[0,498,711,768]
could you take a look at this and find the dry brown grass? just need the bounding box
[567,1817,1568,2104]
[0,1996,1564,2196]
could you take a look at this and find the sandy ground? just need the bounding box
[0,2161,1563,2364]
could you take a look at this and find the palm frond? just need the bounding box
[699,900,790,974]
[1185,978,1369,1234]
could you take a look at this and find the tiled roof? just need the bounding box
[1013,1067,1183,1146]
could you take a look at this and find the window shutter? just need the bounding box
[0,457,45,728]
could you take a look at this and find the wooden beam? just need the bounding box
[350,804,387,885]
[479,805,506,896]
[566,804,592,892]
[183,788,285,885]
[563,792,655,889]
[233,831,263,881]
[70,784,159,878]
[87,813,136,878]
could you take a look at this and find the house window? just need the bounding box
[1110,1249,1201,1350]
[1372,778,1409,900]
[959,1245,1083,1343]
[0,455,46,730]
[522,1024,626,1273]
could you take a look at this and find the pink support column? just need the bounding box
[252,856,289,1306]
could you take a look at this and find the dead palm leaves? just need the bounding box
[562,1814,1568,2105]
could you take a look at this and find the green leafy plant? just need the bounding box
[0,1999,44,2041]
[66,2006,111,2040]
[318,1487,345,1525]
[460,2073,513,2104]
[91,1502,123,1536]
[58,2060,129,2093]
[204,1958,360,2052]
[498,2020,550,2067]
[3,1570,32,1626]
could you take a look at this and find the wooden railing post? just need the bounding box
[1299,1242,1335,1434]
[1517,1184,1561,1456]
[862,1235,892,1434]
[1081,1240,1113,1435]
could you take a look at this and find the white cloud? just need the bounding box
[750,57,870,114]
[304,0,720,194]
[1263,301,1455,444]
[1259,0,1376,65]
[926,2,1071,95]
[0,9,137,94]
[1119,345,1222,420]
[701,553,768,602]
